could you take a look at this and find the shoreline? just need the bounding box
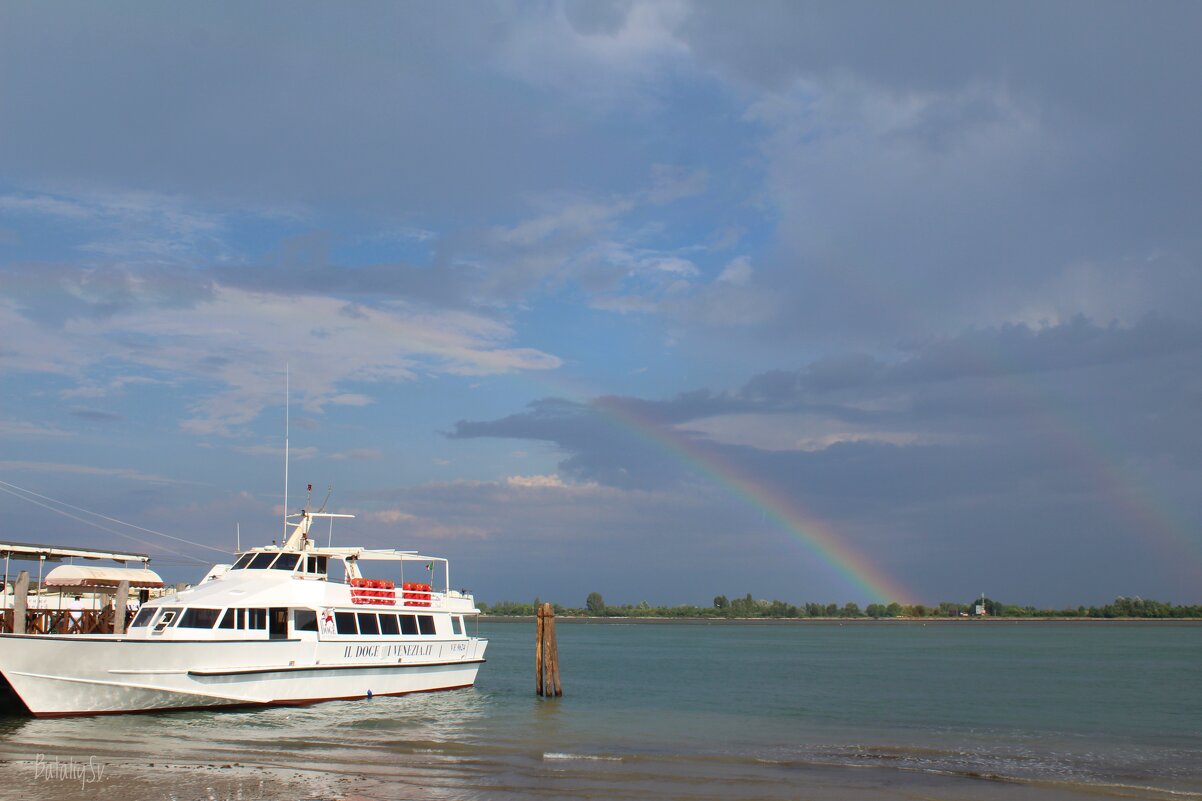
[0,739,1192,801]
[480,615,1202,624]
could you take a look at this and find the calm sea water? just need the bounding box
[1,620,1199,800]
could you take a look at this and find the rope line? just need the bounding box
[0,479,225,565]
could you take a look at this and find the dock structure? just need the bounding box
[1,542,159,635]
[535,602,562,697]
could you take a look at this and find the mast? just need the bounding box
[283,364,290,539]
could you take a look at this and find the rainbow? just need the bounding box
[1000,374,1202,582]
[590,396,913,603]
[919,319,1202,584]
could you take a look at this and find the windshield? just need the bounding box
[246,552,277,569]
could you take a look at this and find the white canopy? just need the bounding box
[44,565,164,589]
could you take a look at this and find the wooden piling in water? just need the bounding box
[112,579,130,635]
[12,571,28,635]
[535,602,562,697]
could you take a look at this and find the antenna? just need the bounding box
[236,523,241,553]
[283,364,290,539]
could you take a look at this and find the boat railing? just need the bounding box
[343,578,444,608]
[0,608,136,635]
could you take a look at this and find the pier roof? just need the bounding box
[0,540,151,564]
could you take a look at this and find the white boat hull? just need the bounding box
[0,633,487,717]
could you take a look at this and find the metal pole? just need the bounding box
[37,554,44,608]
[284,364,290,540]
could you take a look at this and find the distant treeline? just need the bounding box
[480,593,1202,619]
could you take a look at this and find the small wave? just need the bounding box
[543,752,623,762]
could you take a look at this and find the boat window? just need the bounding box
[305,555,328,575]
[271,553,300,571]
[231,553,255,570]
[247,608,267,630]
[218,609,236,629]
[451,616,463,636]
[247,552,278,570]
[379,614,399,635]
[399,614,418,635]
[130,607,157,628]
[357,613,380,635]
[235,609,246,629]
[294,609,318,632]
[327,558,348,583]
[417,615,436,635]
[153,608,181,632]
[335,612,358,635]
[178,608,222,629]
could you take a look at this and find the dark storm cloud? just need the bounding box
[0,3,652,221]
[670,1,1202,341]
[747,315,1202,398]
[557,316,1202,428]
[682,1,1199,111]
[452,317,1202,472]
[449,316,1202,601]
[449,397,688,489]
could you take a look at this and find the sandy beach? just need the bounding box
[0,746,1192,801]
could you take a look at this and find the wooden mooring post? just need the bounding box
[535,603,562,697]
[112,579,131,635]
[12,571,29,635]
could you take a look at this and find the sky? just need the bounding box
[1,1,1200,608]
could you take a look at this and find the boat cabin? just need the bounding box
[123,511,477,643]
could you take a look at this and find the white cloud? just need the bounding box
[646,256,698,276]
[0,189,227,265]
[0,299,91,377]
[717,255,752,286]
[645,164,708,204]
[326,393,373,408]
[0,193,93,219]
[3,284,562,435]
[232,445,318,460]
[370,509,417,524]
[505,474,567,488]
[471,166,710,306]
[0,419,71,438]
[496,0,691,106]
[496,199,630,247]
[678,413,961,453]
[0,460,178,484]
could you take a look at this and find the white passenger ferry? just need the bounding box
[0,509,487,717]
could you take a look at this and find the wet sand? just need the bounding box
[0,745,1193,801]
[0,753,388,801]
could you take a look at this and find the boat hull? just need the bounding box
[0,633,487,717]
